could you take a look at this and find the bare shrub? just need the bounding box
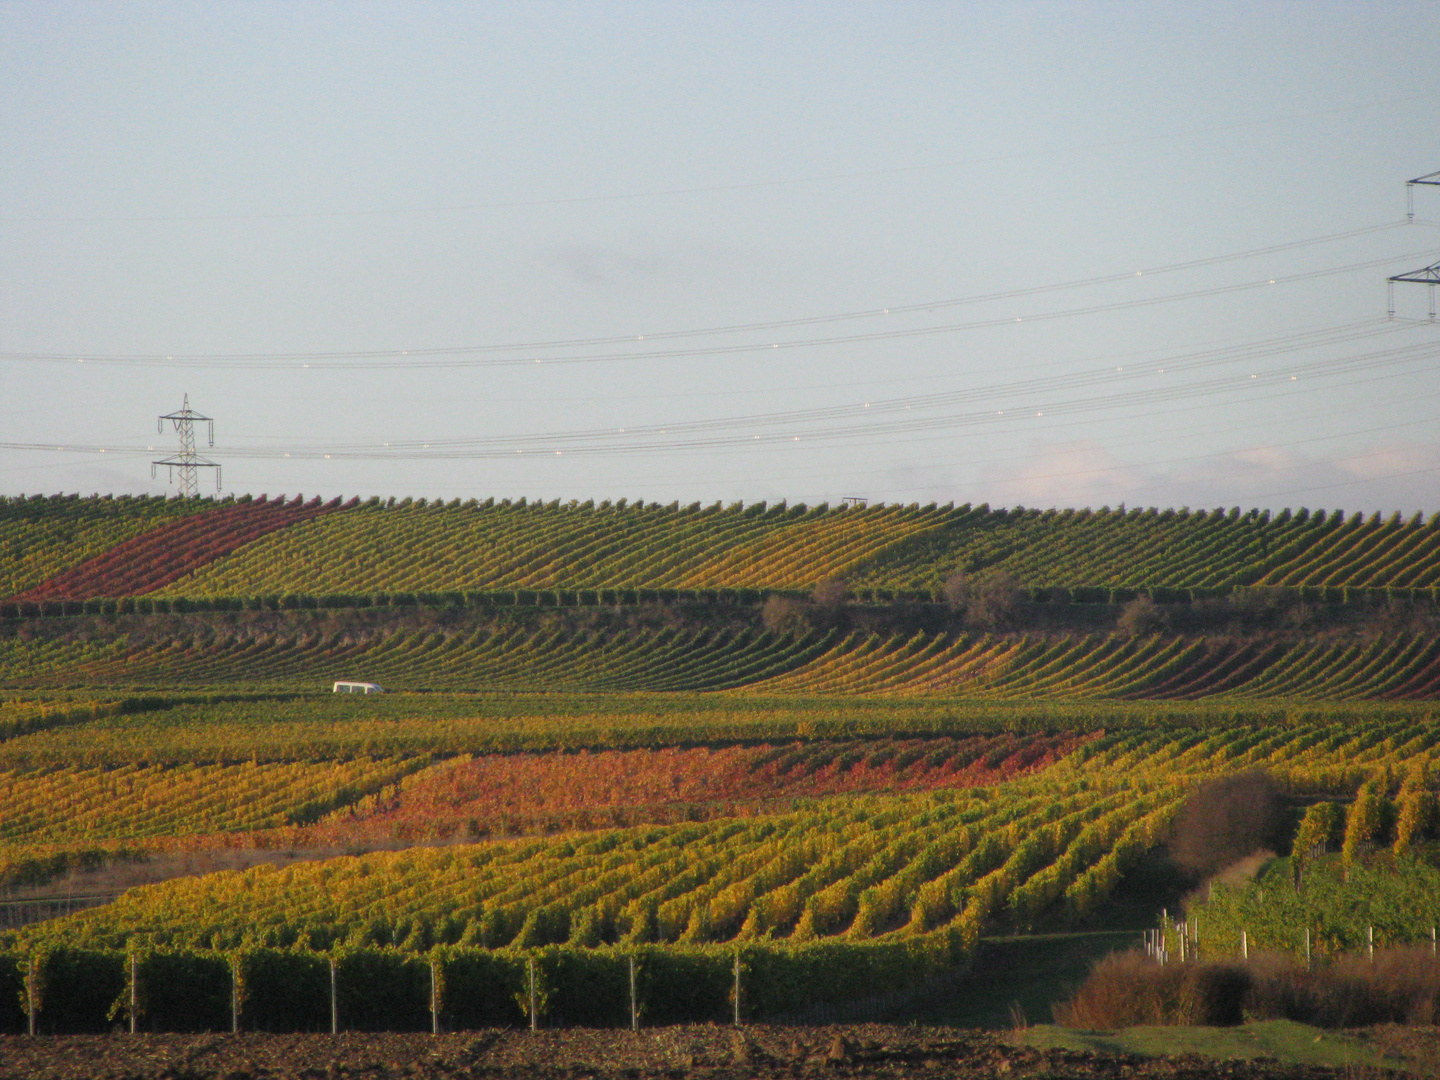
[760,594,808,634]
[1169,770,1285,879]
[1053,951,1249,1027]
[1116,595,1168,636]
[965,571,1023,630]
[1241,948,1440,1028]
[1057,947,1439,1030]
[810,578,848,609]
[940,569,970,611]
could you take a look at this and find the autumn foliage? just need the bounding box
[15,495,341,601]
[313,735,1086,842]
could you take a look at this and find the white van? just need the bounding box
[333,681,385,694]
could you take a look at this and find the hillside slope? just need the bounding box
[5,495,1439,600]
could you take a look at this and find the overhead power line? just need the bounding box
[295,321,1411,451]
[7,331,1433,462]
[4,245,1434,371]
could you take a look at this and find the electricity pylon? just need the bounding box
[1406,169,1440,222]
[1388,260,1440,321]
[152,395,221,496]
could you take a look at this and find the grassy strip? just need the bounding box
[1020,1020,1419,1074]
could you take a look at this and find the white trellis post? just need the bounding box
[1241,930,1248,961]
[129,954,138,1035]
[430,958,439,1035]
[732,951,741,1027]
[528,957,537,1032]
[330,958,338,1034]
[629,955,638,1032]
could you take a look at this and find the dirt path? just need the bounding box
[0,1024,1399,1079]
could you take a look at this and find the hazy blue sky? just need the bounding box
[3,2,1439,513]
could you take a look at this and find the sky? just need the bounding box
[2,1,1439,515]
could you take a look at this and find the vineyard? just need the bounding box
[5,495,1440,602]
[1189,857,1440,959]
[13,495,339,603]
[3,491,1440,1032]
[3,716,1436,947]
[12,777,1183,955]
[4,624,1440,699]
[0,495,211,600]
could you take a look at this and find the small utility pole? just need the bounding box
[629,955,638,1032]
[330,958,338,1034]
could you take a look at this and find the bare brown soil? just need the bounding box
[0,1024,1396,1080]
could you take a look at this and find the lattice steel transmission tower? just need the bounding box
[1406,169,1440,222]
[152,395,221,496]
[1388,169,1440,320]
[1389,259,1440,320]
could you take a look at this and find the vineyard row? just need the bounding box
[2,938,951,1035]
[9,781,1184,957]
[7,581,1440,621]
[8,496,1440,602]
[7,626,1440,699]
